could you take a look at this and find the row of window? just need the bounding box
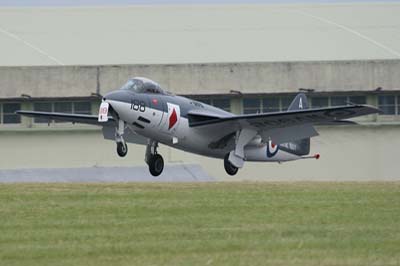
[197,95,368,114]
[198,98,231,112]
[0,102,92,124]
[1,95,400,125]
[33,102,91,123]
[378,95,400,115]
[241,95,369,114]
[199,95,400,115]
[0,103,21,124]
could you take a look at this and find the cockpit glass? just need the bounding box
[121,78,165,94]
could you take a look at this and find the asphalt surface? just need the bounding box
[0,0,396,7]
[0,165,215,183]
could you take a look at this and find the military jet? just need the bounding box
[17,77,380,176]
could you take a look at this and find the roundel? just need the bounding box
[266,141,279,158]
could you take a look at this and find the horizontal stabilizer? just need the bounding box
[261,124,318,145]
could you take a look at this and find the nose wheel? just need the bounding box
[116,142,128,157]
[224,153,239,176]
[115,119,128,157]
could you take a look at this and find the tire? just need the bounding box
[224,153,238,176]
[148,154,164,176]
[117,142,128,157]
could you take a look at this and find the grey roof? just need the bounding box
[0,2,399,66]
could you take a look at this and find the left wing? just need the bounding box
[189,105,380,145]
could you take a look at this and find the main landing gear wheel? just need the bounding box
[148,154,164,176]
[116,142,128,157]
[224,153,238,176]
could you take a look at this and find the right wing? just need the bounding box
[16,110,116,126]
[16,110,148,145]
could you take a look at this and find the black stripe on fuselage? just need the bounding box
[132,122,145,129]
[138,116,151,124]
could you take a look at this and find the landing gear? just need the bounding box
[115,119,128,157]
[145,140,164,176]
[116,142,128,157]
[148,154,164,176]
[224,153,238,176]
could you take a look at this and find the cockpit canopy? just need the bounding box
[120,77,166,94]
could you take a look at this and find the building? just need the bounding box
[0,2,399,180]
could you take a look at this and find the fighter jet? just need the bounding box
[17,77,380,176]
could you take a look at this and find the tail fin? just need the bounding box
[285,93,310,155]
[288,93,308,111]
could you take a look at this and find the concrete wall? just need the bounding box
[1,60,400,99]
[0,125,398,181]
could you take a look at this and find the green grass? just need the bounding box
[0,182,399,266]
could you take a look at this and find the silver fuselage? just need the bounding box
[104,89,304,163]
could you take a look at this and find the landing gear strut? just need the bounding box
[115,119,128,157]
[145,140,164,176]
[224,153,238,176]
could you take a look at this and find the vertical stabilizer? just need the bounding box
[288,93,308,111]
[286,93,310,155]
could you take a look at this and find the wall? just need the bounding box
[1,125,398,181]
[1,60,400,99]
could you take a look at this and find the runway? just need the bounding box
[0,164,215,183]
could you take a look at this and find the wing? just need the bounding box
[16,110,116,126]
[16,110,148,145]
[189,105,380,145]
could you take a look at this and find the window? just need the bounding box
[312,97,329,108]
[34,102,52,123]
[331,96,366,106]
[121,78,165,94]
[212,99,231,112]
[263,98,280,113]
[190,98,230,111]
[281,97,293,111]
[378,95,395,115]
[349,96,366,105]
[54,102,72,123]
[331,96,347,106]
[74,102,91,115]
[198,99,211,105]
[243,98,261,114]
[33,101,93,124]
[398,96,400,113]
[3,103,21,124]
[55,102,72,113]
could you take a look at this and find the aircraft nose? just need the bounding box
[103,90,128,102]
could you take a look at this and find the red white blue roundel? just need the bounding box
[266,141,279,158]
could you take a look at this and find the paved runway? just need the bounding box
[0,164,215,183]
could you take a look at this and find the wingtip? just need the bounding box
[357,104,383,115]
[370,105,383,114]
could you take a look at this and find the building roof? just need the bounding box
[0,2,399,66]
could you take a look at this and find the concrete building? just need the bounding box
[0,2,399,180]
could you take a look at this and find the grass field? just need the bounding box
[0,182,399,266]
